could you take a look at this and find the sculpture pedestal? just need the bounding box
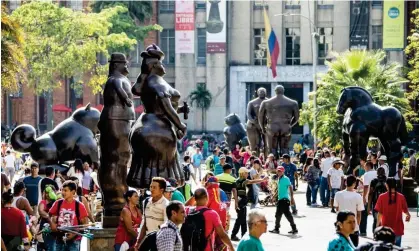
[102,215,120,228]
[86,227,117,251]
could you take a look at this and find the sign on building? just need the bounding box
[207,0,226,53]
[383,1,405,50]
[349,0,369,50]
[175,0,195,54]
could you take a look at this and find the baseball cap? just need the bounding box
[219,155,226,159]
[378,155,387,161]
[239,167,250,174]
[165,181,175,192]
[207,176,219,184]
[277,166,285,172]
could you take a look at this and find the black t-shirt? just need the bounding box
[40,177,59,194]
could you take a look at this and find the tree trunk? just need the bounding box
[201,108,205,133]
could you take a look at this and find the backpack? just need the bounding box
[372,178,387,205]
[180,208,212,251]
[183,163,191,181]
[305,168,316,183]
[56,199,81,225]
[206,156,215,171]
[139,224,178,251]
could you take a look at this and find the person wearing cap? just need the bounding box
[328,159,345,213]
[327,210,356,251]
[231,167,268,241]
[378,155,389,177]
[164,179,186,204]
[269,166,298,235]
[214,155,227,176]
[264,153,278,173]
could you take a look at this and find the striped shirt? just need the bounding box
[143,196,169,234]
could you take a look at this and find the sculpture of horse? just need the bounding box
[336,86,409,175]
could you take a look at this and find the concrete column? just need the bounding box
[333,1,350,52]
[300,1,316,64]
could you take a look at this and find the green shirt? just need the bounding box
[237,235,265,251]
[277,175,291,200]
[171,190,186,203]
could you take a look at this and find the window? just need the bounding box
[70,0,83,11]
[9,0,21,10]
[159,0,175,13]
[285,28,300,65]
[160,29,175,65]
[196,1,206,10]
[371,25,383,49]
[285,0,301,9]
[38,95,47,125]
[129,42,144,65]
[318,28,333,65]
[372,1,383,8]
[254,1,269,10]
[197,28,206,65]
[253,28,267,66]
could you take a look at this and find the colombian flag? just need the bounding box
[263,7,280,78]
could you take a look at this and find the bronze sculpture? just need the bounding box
[258,85,299,157]
[337,86,409,175]
[246,88,268,153]
[127,44,188,189]
[10,104,100,173]
[207,0,223,34]
[98,53,135,227]
[223,113,247,150]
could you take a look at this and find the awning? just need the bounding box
[135,105,144,113]
[94,104,104,111]
[52,104,72,112]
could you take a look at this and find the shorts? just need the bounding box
[330,188,340,199]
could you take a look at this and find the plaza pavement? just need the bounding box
[228,182,419,250]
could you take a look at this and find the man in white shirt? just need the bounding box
[136,177,169,248]
[334,175,364,247]
[3,150,16,183]
[320,150,334,207]
[378,155,389,177]
[408,149,417,179]
[360,161,377,236]
[327,159,345,213]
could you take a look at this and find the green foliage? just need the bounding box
[90,1,162,54]
[1,4,26,93]
[300,50,412,148]
[405,9,419,123]
[10,1,137,94]
[189,84,213,110]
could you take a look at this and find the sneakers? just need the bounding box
[269,229,280,234]
[288,229,298,234]
[231,236,240,241]
[331,208,336,213]
[311,203,318,207]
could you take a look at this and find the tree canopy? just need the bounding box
[1,4,26,93]
[300,50,412,148]
[10,1,137,94]
[405,9,419,121]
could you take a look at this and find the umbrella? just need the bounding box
[52,104,72,112]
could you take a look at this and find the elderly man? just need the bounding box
[237,209,267,251]
[378,155,389,177]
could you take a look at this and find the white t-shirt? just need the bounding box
[321,157,333,178]
[334,190,365,231]
[363,170,377,186]
[4,155,16,168]
[327,168,344,188]
[143,196,169,234]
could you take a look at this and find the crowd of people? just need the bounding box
[1,138,417,251]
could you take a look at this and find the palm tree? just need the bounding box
[189,84,213,132]
[91,1,153,22]
[1,4,26,93]
[300,50,411,148]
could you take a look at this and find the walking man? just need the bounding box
[192,148,204,181]
[269,166,298,235]
[237,209,267,251]
[320,150,333,207]
[156,201,185,251]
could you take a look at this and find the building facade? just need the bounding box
[2,0,418,137]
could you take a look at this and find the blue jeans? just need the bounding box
[320,177,330,206]
[114,244,121,251]
[359,204,368,234]
[43,233,56,251]
[306,185,312,205]
[395,236,402,247]
[309,179,320,204]
[56,240,81,251]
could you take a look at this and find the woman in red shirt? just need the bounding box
[1,189,29,250]
[114,190,142,250]
[375,178,411,247]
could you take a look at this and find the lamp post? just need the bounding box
[274,12,319,152]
